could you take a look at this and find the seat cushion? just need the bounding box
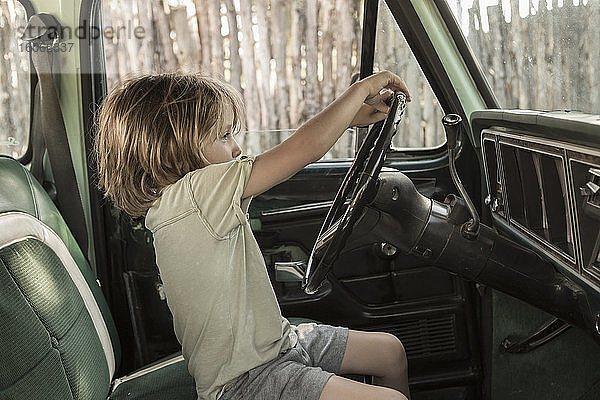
[0,234,111,399]
[0,155,120,369]
[109,318,322,399]
[287,316,323,326]
[109,353,196,400]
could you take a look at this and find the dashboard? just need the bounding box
[481,127,600,296]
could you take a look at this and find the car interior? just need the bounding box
[2,0,600,399]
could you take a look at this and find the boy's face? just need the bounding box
[202,106,243,164]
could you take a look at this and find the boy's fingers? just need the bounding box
[364,93,390,113]
[373,101,390,114]
[380,71,412,102]
[380,89,394,106]
[362,71,411,106]
[381,89,394,100]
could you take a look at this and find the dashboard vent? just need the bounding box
[499,142,574,258]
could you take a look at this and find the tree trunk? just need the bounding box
[332,0,356,156]
[207,0,224,76]
[170,5,202,70]
[101,1,121,88]
[488,5,506,107]
[135,0,155,73]
[288,0,305,127]
[319,0,335,108]
[224,0,243,93]
[110,1,131,74]
[193,0,212,73]
[304,0,319,120]
[121,1,141,75]
[534,2,547,110]
[254,0,276,132]
[589,1,600,114]
[351,0,362,76]
[551,0,563,109]
[405,59,421,148]
[334,0,354,96]
[271,0,290,129]
[239,0,262,146]
[150,0,178,73]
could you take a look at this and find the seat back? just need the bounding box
[0,155,121,399]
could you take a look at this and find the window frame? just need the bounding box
[80,0,112,291]
[358,0,496,159]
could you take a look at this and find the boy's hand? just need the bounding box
[361,70,412,105]
[349,89,394,128]
[348,71,411,128]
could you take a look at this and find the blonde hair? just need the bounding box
[93,72,245,217]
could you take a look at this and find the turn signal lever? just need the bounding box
[442,114,480,239]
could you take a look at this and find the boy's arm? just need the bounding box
[242,71,411,199]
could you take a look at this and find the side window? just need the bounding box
[101,0,364,160]
[450,0,599,115]
[0,0,30,159]
[373,0,446,149]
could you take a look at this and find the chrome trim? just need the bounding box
[565,157,584,273]
[110,354,185,392]
[489,129,600,158]
[480,136,496,202]
[316,218,342,248]
[260,201,334,217]
[430,200,450,219]
[339,272,391,283]
[509,218,576,265]
[380,243,397,256]
[568,158,600,279]
[493,213,600,294]
[496,131,574,249]
[481,128,588,273]
[275,261,306,282]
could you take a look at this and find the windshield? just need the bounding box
[448,0,599,115]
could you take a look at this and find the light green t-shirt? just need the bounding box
[145,155,298,400]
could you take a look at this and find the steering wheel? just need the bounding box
[302,92,407,294]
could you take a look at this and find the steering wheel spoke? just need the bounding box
[314,217,342,254]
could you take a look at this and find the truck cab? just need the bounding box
[1,0,600,399]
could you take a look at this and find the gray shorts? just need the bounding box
[219,322,349,400]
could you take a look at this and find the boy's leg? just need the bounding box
[319,375,408,400]
[338,330,410,399]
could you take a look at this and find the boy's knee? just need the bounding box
[377,386,409,400]
[381,333,407,367]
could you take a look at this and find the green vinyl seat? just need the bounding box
[109,319,322,400]
[0,155,321,399]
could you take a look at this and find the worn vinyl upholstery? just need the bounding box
[0,155,121,399]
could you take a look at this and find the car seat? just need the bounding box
[0,155,320,399]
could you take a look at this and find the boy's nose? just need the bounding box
[232,138,242,158]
